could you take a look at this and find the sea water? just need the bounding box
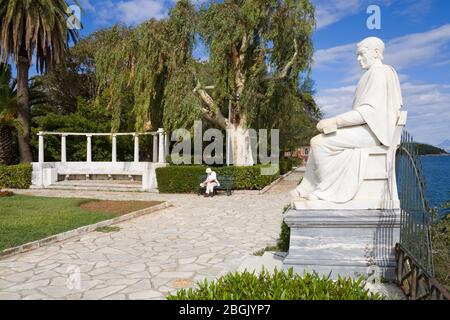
[420,155,450,210]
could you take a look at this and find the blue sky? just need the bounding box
[71,0,450,145]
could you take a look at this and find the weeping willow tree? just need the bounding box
[191,0,317,164]
[94,0,318,165]
[94,0,199,133]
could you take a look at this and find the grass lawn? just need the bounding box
[0,195,161,251]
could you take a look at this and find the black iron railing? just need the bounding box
[395,130,449,300]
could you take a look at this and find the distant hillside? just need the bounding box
[438,140,450,152]
[412,142,448,155]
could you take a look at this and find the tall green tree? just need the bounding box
[31,34,97,115]
[0,0,80,163]
[94,0,198,133]
[0,63,21,165]
[195,0,316,164]
[94,0,317,165]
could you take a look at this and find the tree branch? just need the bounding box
[263,39,299,81]
[193,80,228,130]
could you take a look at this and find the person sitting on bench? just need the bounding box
[200,168,220,197]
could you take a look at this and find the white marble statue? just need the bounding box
[293,37,403,204]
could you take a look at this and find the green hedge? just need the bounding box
[156,165,279,193]
[279,158,293,175]
[0,164,32,189]
[291,157,302,167]
[432,212,450,290]
[167,268,383,300]
[277,205,291,252]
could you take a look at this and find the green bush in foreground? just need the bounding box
[431,212,450,290]
[167,269,383,300]
[156,165,279,193]
[0,164,32,189]
[277,206,291,252]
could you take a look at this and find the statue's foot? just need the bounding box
[290,189,300,199]
[303,193,318,200]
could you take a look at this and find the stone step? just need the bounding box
[34,180,152,192]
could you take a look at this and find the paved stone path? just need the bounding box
[0,172,301,300]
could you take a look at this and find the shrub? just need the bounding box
[167,268,384,300]
[291,157,302,167]
[156,165,279,193]
[431,210,450,290]
[277,205,291,252]
[279,158,293,175]
[0,164,32,189]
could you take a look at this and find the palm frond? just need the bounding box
[0,0,81,73]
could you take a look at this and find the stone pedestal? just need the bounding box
[282,208,400,280]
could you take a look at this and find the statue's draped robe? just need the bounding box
[297,64,403,203]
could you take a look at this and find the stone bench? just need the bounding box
[32,162,167,191]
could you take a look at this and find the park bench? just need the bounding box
[197,174,234,196]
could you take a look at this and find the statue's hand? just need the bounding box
[316,118,337,134]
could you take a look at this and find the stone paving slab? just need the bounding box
[0,173,300,300]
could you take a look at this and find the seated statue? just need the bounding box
[293,37,403,206]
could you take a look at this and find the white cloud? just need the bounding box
[316,81,450,145]
[316,85,356,116]
[393,0,434,21]
[314,24,450,84]
[92,0,173,26]
[314,24,450,145]
[116,0,168,24]
[313,0,365,29]
[79,0,96,12]
[313,0,408,30]
[386,24,450,70]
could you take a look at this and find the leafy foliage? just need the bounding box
[155,165,279,193]
[167,268,384,300]
[279,158,293,175]
[277,205,291,252]
[0,63,21,165]
[30,98,134,162]
[94,0,197,133]
[0,164,32,189]
[91,0,319,152]
[412,143,448,155]
[31,35,98,115]
[0,0,79,73]
[0,0,81,163]
[431,208,450,290]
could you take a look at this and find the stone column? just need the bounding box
[38,132,44,163]
[153,134,158,163]
[158,128,165,163]
[86,134,92,162]
[112,134,117,162]
[61,135,67,163]
[164,132,170,162]
[134,134,140,163]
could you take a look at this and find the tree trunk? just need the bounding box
[16,55,33,163]
[229,36,255,166]
[0,126,13,165]
[230,124,255,166]
[230,109,255,166]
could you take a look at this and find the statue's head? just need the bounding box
[356,37,385,70]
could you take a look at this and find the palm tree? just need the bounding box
[0,63,21,165]
[0,0,80,163]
